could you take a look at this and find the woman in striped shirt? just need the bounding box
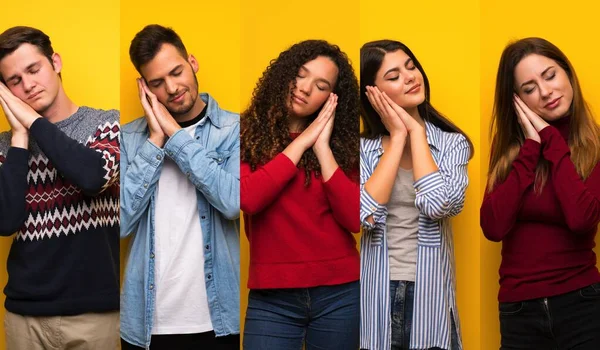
[359,40,473,350]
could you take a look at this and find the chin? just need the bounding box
[541,107,570,121]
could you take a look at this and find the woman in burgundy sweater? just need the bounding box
[481,37,600,349]
[240,40,360,349]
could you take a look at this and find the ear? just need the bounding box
[188,54,199,74]
[51,53,62,74]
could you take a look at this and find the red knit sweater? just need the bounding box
[481,117,600,302]
[241,151,360,289]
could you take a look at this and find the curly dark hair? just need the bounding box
[241,40,360,185]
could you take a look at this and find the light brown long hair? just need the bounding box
[488,37,600,193]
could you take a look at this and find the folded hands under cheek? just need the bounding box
[137,78,182,148]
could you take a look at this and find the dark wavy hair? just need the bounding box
[241,40,360,185]
[360,40,474,158]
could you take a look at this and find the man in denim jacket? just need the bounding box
[120,25,240,350]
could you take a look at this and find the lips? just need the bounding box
[545,96,562,109]
[406,84,421,94]
[169,91,186,103]
[292,94,308,105]
[28,91,42,100]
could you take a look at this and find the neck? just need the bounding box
[173,95,206,123]
[548,115,571,141]
[288,115,305,133]
[43,87,78,123]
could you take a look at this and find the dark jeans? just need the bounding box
[243,281,360,350]
[499,282,600,350]
[121,331,240,350]
[390,280,460,350]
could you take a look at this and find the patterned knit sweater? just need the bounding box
[0,106,120,316]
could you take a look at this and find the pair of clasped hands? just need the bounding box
[137,78,181,148]
[0,82,42,148]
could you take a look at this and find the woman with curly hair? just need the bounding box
[360,40,473,350]
[240,40,360,349]
[481,37,600,349]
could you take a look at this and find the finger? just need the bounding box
[0,96,10,114]
[0,82,12,101]
[514,94,534,119]
[374,87,396,118]
[381,91,404,117]
[0,96,16,122]
[514,100,534,133]
[318,94,335,121]
[367,86,385,116]
[319,94,334,119]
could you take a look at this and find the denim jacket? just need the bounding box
[120,93,240,348]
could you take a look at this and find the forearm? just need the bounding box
[363,135,405,206]
[0,148,29,235]
[410,128,438,181]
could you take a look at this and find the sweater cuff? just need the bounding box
[28,117,51,141]
[263,153,299,183]
[517,139,542,171]
[539,126,570,162]
[5,147,30,165]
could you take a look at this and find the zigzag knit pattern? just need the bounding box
[4,121,121,241]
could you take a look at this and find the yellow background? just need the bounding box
[480,1,600,348]
[239,0,360,341]
[360,0,482,349]
[0,0,119,348]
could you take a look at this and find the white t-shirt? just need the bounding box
[152,115,213,334]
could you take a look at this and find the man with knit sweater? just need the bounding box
[0,26,120,349]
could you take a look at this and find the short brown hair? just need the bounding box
[129,24,188,73]
[0,26,55,63]
[0,26,57,83]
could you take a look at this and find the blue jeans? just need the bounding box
[499,283,600,350]
[390,280,460,350]
[243,281,360,350]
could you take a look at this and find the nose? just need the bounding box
[297,79,311,96]
[22,75,36,93]
[165,78,178,95]
[404,70,415,84]
[538,81,553,99]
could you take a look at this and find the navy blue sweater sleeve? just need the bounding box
[29,118,119,195]
[0,147,29,235]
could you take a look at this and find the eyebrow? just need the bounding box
[147,64,183,84]
[300,65,332,88]
[383,58,413,77]
[519,66,555,88]
[6,61,41,82]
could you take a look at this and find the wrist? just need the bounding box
[23,116,41,129]
[148,134,165,148]
[313,142,331,155]
[390,133,407,145]
[165,125,181,138]
[11,132,28,149]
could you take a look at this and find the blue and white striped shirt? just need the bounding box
[360,121,470,350]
